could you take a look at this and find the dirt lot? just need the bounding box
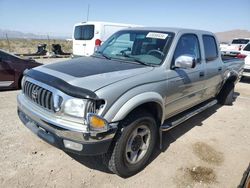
[0,64,250,187]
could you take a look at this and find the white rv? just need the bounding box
[72,21,140,57]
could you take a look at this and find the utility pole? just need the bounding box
[86,4,90,21]
[47,34,50,56]
[6,33,11,52]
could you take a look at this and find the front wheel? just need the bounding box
[103,111,157,177]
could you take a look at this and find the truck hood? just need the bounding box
[32,56,154,92]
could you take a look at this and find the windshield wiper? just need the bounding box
[93,51,111,60]
[122,54,150,66]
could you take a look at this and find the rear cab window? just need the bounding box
[202,35,218,62]
[232,39,249,44]
[74,25,94,40]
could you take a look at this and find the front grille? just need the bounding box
[23,81,54,111]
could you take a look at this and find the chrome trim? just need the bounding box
[0,81,14,87]
[24,77,88,124]
[18,93,88,132]
[18,107,116,143]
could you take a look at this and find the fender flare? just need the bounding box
[105,92,165,123]
[223,69,239,85]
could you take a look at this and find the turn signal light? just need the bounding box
[89,115,106,128]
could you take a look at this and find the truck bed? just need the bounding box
[222,55,243,63]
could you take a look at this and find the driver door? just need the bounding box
[165,34,206,118]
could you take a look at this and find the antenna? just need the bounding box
[86,4,90,21]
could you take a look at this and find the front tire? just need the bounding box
[104,111,157,177]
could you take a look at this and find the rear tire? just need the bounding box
[103,111,157,177]
[217,83,234,105]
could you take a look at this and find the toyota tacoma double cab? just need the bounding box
[17,27,244,177]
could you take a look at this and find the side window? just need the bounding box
[173,34,201,63]
[203,35,218,61]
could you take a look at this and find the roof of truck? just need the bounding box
[123,27,215,35]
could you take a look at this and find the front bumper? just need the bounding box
[17,93,117,155]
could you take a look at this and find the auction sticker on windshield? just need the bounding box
[146,32,168,39]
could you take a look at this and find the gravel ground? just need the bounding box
[0,64,250,187]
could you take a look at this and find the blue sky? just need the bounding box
[1,0,250,36]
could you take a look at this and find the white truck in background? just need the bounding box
[221,38,250,56]
[238,43,250,77]
[72,21,140,57]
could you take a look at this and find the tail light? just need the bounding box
[237,54,247,59]
[95,39,102,46]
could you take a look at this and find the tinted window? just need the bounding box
[74,25,94,40]
[203,35,218,61]
[243,43,250,51]
[232,39,249,44]
[173,34,201,62]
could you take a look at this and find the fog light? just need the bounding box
[63,139,83,151]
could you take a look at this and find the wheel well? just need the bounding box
[217,75,237,100]
[126,102,163,126]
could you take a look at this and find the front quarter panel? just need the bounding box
[104,91,165,123]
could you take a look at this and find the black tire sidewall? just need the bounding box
[218,83,235,105]
[114,114,157,177]
[226,86,234,104]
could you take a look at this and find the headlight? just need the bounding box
[63,98,87,118]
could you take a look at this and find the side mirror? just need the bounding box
[174,55,197,69]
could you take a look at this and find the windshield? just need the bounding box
[74,25,94,40]
[95,30,174,66]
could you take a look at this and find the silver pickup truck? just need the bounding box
[17,27,244,177]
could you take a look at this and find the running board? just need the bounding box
[159,99,218,150]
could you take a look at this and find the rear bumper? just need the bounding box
[17,93,117,156]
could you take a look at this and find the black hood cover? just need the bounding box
[44,56,145,78]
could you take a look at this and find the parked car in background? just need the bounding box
[72,21,140,57]
[0,49,42,90]
[221,38,250,56]
[238,43,250,77]
[18,27,244,177]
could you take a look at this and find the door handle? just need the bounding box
[199,72,205,77]
[218,67,222,71]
